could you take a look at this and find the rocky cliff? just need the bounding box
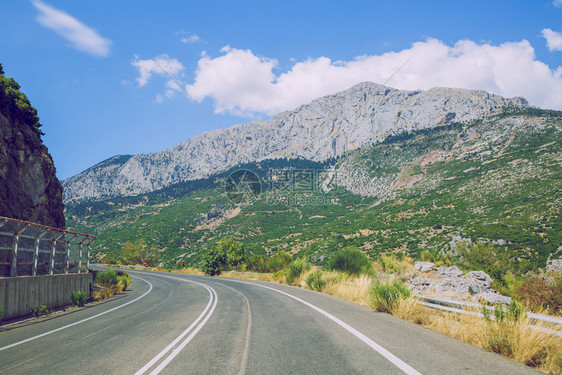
[0,67,65,228]
[63,82,528,201]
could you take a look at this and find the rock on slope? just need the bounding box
[0,111,65,228]
[62,82,528,202]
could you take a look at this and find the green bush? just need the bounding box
[0,63,43,134]
[285,260,310,285]
[328,247,371,276]
[305,270,326,291]
[31,305,49,318]
[70,290,88,307]
[0,305,3,319]
[369,279,411,313]
[244,255,270,273]
[95,270,119,286]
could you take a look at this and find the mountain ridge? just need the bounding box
[62,82,528,202]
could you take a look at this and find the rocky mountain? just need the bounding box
[62,82,528,201]
[65,103,561,272]
[0,65,65,228]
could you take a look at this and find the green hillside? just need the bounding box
[66,110,562,273]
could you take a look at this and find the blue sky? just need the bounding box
[1,0,561,179]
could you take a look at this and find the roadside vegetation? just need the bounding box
[31,305,49,318]
[70,290,88,307]
[92,270,131,300]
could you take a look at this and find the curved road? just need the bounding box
[0,269,541,374]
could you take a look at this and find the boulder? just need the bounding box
[439,265,464,277]
[546,258,562,274]
[465,271,493,288]
[468,284,487,295]
[410,276,431,287]
[414,261,435,272]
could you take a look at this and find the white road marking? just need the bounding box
[222,278,422,375]
[0,276,153,352]
[133,273,218,375]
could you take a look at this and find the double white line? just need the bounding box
[134,275,218,375]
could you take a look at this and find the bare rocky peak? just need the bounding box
[62,82,528,201]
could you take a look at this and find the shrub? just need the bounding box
[245,255,271,273]
[118,276,130,290]
[0,305,3,319]
[268,252,292,272]
[285,260,310,285]
[95,270,119,286]
[305,270,326,291]
[328,247,371,276]
[514,275,562,315]
[369,279,411,313]
[70,290,88,307]
[31,305,49,318]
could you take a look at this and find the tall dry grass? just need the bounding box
[390,298,562,374]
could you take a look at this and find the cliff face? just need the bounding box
[0,111,65,228]
[63,82,528,201]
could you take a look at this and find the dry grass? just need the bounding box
[391,299,562,374]
[92,280,126,300]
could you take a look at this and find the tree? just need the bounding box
[121,239,160,266]
[201,238,246,275]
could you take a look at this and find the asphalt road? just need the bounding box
[0,269,542,374]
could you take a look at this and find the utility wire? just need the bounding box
[151,58,224,129]
[383,53,415,86]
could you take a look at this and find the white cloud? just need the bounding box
[185,38,562,115]
[181,34,201,44]
[542,28,562,51]
[32,0,111,57]
[132,55,185,103]
[554,0,562,7]
[131,54,185,87]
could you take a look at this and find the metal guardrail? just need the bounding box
[416,295,562,337]
[0,216,96,277]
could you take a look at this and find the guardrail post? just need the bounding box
[32,229,48,276]
[78,242,83,274]
[86,238,95,273]
[49,234,64,275]
[64,234,77,274]
[10,223,29,277]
